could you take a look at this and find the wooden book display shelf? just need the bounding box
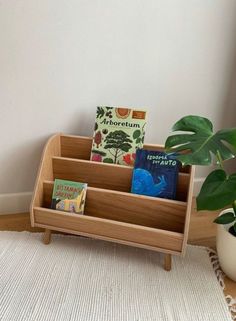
[30,134,194,271]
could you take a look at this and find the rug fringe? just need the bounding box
[207,248,236,320]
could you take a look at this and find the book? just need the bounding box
[90,106,147,166]
[131,149,180,199]
[51,179,87,214]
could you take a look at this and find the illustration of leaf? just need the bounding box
[133,130,141,139]
[96,107,105,119]
[91,149,106,156]
[103,158,114,163]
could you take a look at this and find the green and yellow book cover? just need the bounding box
[51,179,87,214]
[90,106,147,166]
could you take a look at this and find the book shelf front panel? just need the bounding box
[34,207,184,253]
[52,156,190,202]
[86,188,186,233]
[43,181,186,233]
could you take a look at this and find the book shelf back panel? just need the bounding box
[60,135,191,173]
[43,181,186,233]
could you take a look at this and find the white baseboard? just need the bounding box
[0,178,205,215]
[0,192,32,214]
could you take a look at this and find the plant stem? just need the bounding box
[216,150,224,170]
[232,200,236,216]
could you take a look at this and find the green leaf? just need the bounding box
[197,169,236,210]
[214,212,235,224]
[136,138,142,144]
[133,130,141,139]
[165,115,236,165]
[103,158,113,163]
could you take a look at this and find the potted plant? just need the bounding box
[165,115,236,281]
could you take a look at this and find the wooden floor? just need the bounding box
[0,199,236,300]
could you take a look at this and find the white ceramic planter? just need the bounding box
[216,208,236,281]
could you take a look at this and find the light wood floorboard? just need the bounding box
[0,199,235,299]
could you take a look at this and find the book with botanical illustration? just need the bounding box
[90,106,147,166]
[131,149,180,199]
[51,179,87,214]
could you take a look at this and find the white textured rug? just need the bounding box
[0,231,233,321]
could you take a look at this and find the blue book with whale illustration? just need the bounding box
[131,149,180,199]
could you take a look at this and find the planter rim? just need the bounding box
[218,208,236,241]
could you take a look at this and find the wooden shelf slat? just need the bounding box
[52,156,190,201]
[34,207,184,253]
[43,180,187,233]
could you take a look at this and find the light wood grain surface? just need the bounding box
[30,134,195,265]
[34,206,184,253]
[43,180,187,233]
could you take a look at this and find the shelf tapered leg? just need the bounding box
[164,254,172,271]
[42,229,52,244]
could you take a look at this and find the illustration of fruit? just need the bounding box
[123,153,136,166]
[102,129,108,135]
[91,150,106,162]
[92,154,102,162]
[94,131,102,148]
[115,108,131,119]
[105,110,113,118]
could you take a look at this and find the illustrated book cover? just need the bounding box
[51,179,87,214]
[90,106,147,166]
[131,149,180,199]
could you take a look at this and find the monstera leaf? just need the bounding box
[197,169,236,210]
[165,115,236,165]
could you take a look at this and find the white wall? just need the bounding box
[1,0,236,211]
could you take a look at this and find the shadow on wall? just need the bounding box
[0,135,51,194]
[0,109,95,195]
[220,52,236,173]
[66,109,95,138]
